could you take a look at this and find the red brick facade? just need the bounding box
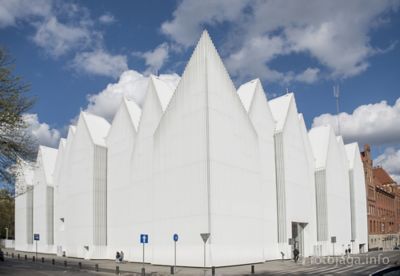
[361,144,400,250]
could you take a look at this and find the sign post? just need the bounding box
[34,234,40,259]
[140,234,148,270]
[173,234,178,267]
[331,236,336,256]
[200,233,210,268]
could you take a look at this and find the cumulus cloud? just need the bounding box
[135,43,170,74]
[85,70,180,121]
[23,113,61,148]
[99,13,115,24]
[374,147,400,183]
[0,0,51,28]
[312,97,400,146]
[162,0,399,82]
[71,50,128,78]
[33,16,92,57]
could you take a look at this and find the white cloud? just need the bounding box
[33,16,92,57]
[312,97,400,146]
[0,0,51,28]
[99,13,115,24]
[374,147,400,183]
[23,113,61,148]
[85,70,180,121]
[161,0,248,47]
[134,43,170,74]
[162,0,399,82]
[71,49,128,78]
[294,68,320,84]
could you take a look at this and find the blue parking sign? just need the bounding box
[34,234,40,241]
[140,234,148,244]
[173,233,179,242]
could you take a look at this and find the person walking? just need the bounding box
[293,248,300,263]
[115,251,120,263]
[120,251,124,262]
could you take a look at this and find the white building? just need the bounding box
[269,93,318,259]
[14,162,34,252]
[15,31,367,266]
[32,146,58,253]
[345,143,368,253]
[308,126,352,256]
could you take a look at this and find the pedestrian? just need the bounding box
[120,251,124,262]
[348,246,351,255]
[293,248,299,263]
[345,249,348,256]
[115,251,120,263]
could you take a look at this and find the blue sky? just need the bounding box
[1,0,400,181]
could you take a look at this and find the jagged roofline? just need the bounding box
[308,125,335,169]
[345,142,359,169]
[108,97,141,139]
[154,30,258,136]
[80,111,110,147]
[269,93,295,132]
[36,145,58,184]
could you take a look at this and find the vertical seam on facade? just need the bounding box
[205,42,212,236]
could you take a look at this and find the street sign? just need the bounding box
[331,236,336,243]
[173,233,179,242]
[200,233,210,243]
[34,234,40,241]
[140,234,148,244]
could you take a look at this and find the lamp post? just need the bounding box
[5,227,8,240]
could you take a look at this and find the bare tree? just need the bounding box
[0,47,36,191]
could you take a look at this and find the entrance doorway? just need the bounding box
[292,222,308,256]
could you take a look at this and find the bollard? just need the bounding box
[32,256,35,262]
[141,267,145,276]
[251,265,255,274]
[25,254,27,260]
[116,265,119,275]
[95,264,99,272]
[170,266,174,274]
[64,260,67,267]
[52,259,55,265]
[78,262,82,269]
[41,257,44,263]
[212,266,215,276]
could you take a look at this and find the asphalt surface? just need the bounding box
[0,248,399,275]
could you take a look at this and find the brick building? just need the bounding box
[361,144,400,250]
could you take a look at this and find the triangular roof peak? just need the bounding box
[237,79,261,112]
[149,75,175,111]
[122,97,142,130]
[345,142,359,169]
[269,92,295,131]
[37,145,58,185]
[308,125,334,169]
[81,112,110,147]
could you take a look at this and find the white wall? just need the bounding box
[276,96,317,258]
[107,100,138,260]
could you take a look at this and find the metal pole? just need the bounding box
[36,240,38,259]
[5,228,8,240]
[203,242,206,268]
[174,241,177,267]
[142,243,145,265]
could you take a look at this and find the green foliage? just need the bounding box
[0,189,14,239]
[0,47,36,189]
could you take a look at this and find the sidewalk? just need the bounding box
[1,248,260,275]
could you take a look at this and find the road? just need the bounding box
[0,249,399,275]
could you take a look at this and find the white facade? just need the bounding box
[345,143,369,253]
[32,146,58,253]
[269,93,318,259]
[308,126,353,256]
[14,163,34,252]
[15,31,368,266]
